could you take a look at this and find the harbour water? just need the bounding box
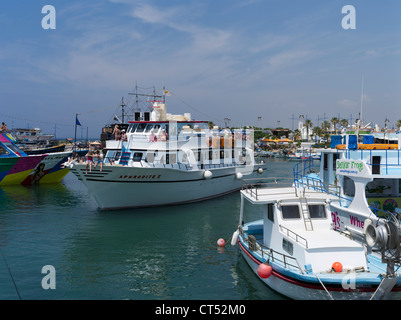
[0,158,294,300]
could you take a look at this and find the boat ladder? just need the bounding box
[299,197,313,231]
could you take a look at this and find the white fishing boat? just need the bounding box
[231,177,401,300]
[11,127,54,142]
[68,96,268,209]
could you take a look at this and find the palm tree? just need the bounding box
[293,129,301,141]
[321,121,330,137]
[305,119,313,141]
[312,126,323,142]
[340,119,349,131]
[330,117,339,134]
[396,119,401,130]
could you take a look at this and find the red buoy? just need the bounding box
[332,262,343,272]
[257,263,272,279]
[217,238,225,247]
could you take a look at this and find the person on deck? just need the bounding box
[113,125,121,141]
[85,150,94,174]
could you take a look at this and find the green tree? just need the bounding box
[305,119,313,141]
[331,117,339,134]
[340,118,349,130]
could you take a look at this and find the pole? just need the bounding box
[74,113,78,145]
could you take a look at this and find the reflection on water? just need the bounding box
[0,159,294,300]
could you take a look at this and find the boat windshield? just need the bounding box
[4,143,23,155]
[0,145,10,155]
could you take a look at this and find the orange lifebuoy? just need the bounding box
[207,137,212,147]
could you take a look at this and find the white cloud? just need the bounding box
[338,99,357,108]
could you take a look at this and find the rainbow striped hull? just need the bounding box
[0,155,46,186]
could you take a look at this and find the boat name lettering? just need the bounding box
[336,160,364,173]
[349,215,364,229]
[331,211,341,230]
[118,174,162,180]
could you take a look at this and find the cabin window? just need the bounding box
[135,123,147,133]
[308,205,326,219]
[146,152,155,163]
[220,150,224,159]
[282,238,293,255]
[145,124,154,132]
[169,153,177,164]
[128,124,138,133]
[111,151,121,162]
[333,153,339,170]
[372,156,381,175]
[281,205,300,219]
[343,176,355,197]
[267,203,274,222]
[133,152,143,162]
[323,154,328,170]
[366,178,395,197]
[0,145,10,155]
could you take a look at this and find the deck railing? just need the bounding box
[279,225,308,248]
[241,177,294,200]
[241,228,305,274]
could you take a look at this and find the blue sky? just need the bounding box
[1,0,400,138]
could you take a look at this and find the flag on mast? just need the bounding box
[76,115,82,126]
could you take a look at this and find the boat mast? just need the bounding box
[120,97,126,124]
[357,75,364,138]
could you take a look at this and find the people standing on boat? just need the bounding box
[159,129,168,141]
[149,129,157,142]
[113,125,121,141]
[0,122,8,132]
[85,150,94,174]
[94,150,103,172]
[121,129,127,141]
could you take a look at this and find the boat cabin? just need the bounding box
[102,102,255,171]
[240,183,365,274]
[0,133,27,157]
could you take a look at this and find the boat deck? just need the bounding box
[241,186,340,204]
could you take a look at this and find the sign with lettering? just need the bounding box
[336,159,371,177]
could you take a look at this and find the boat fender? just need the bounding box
[332,262,343,273]
[231,229,239,246]
[363,218,373,235]
[203,170,212,179]
[257,263,272,279]
[217,238,225,247]
[257,168,263,174]
[236,172,243,179]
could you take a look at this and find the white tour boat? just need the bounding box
[232,177,401,300]
[68,99,268,209]
[293,133,401,243]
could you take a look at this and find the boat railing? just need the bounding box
[279,225,308,248]
[242,177,294,200]
[336,148,401,176]
[241,228,305,274]
[292,157,320,182]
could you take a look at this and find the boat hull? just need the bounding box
[21,151,72,185]
[0,155,46,186]
[70,164,267,209]
[238,238,401,300]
